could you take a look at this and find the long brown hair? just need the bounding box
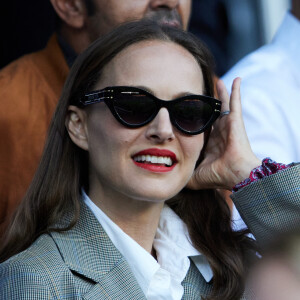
[0,20,255,299]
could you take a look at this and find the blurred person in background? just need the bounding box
[222,0,300,164]
[0,0,192,236]
[222,0,300,229]
[189,0,229,76]
[247,229,300,300]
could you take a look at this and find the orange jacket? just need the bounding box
[0,35,69,234]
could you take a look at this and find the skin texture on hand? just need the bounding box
[187,78,261,191]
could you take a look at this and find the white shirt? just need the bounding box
[83,191,213,300]
[222,12,300,164]
[222,12,300,230]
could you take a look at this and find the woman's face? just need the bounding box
[75,40,205,203]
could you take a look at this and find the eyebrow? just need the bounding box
[132,85,204,99]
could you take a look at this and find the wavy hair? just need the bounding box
[0,20,255,300]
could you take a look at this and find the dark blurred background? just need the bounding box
[0,0,291,76]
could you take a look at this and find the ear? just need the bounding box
[66,106,89,150]
[50,0,87,28]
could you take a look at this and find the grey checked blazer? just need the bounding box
[0,165,299,299]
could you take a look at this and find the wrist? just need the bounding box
[227,157,261,189]
[235,157,262,184]
[232,157,291,192]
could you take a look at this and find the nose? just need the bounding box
[145,108,175,143]
[149,0,179,10]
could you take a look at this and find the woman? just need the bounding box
[0,20,299,300]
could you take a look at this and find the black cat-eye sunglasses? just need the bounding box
[79,86,221,135]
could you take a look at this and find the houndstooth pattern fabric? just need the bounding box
[0,165,299,299]
[231,164,300,247]
[0,203,146,300]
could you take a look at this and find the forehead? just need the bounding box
[97,40,204,95]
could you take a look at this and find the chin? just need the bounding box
[129,186,182,204]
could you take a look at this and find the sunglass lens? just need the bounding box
[172,99,213,133]
[113,94,156,125]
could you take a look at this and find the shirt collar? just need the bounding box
[82,190,159,295]
[154,205,213,282]
[273,11,300,72]
[82,190,213,294]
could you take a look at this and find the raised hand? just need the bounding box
[187,78,261,191]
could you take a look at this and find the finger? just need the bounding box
[216,79,230,112]
[229,77,242,114]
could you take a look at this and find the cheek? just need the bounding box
[182,135,204,163]
[109,3,147,24]
[86,109,118,157]
[87,127,127,184]
[86,111,139,164]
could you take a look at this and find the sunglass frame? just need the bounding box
[80,86,221,135]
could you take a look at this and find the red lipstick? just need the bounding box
[134,148,177,161]
[132,148,177,173]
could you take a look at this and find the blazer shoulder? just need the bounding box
[0,234,69,299]
[3,233,63,266]
[0,257,53,299]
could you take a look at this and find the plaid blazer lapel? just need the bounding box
[82,260,146,300]
[50,201,146,299]
[181,259,212,299]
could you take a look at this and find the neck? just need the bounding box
[59,24,91,54]
[292,0,300,21]
[89,189,164,254]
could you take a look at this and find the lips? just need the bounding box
[132,148,177,173]
[146,9,183,29]
[159,19,181,28]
